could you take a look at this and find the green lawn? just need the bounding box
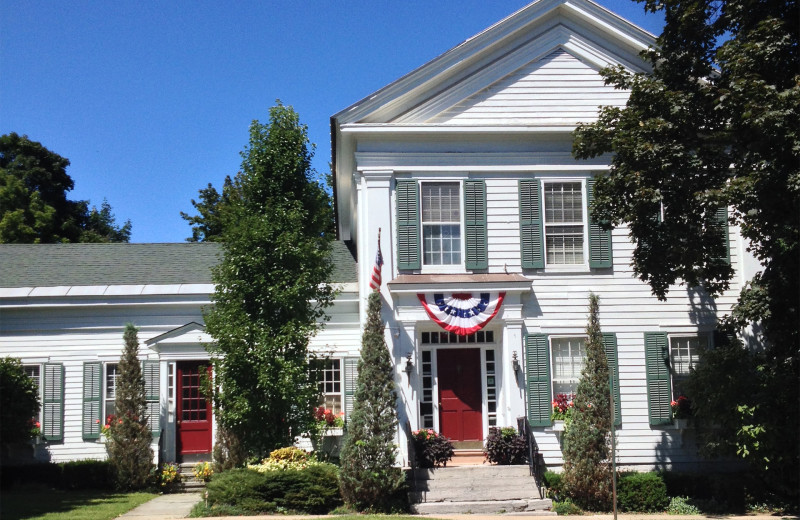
[0,486,157,520]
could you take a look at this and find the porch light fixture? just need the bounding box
[404,352,414,375]
[512,351,521,375]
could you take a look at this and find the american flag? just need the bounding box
[369,229,383,291]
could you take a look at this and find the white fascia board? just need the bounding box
[354,151,612,172]
[340,124,578,134]
[0,284,214,299]
[389,282,532,295]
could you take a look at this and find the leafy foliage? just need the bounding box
[204,103,335,458]
[0,357,40,454]
[106,324,153,490]
[668,496,701,515]
[543,470,565,500]
[572,0,798,500]
[180,177,237,242]
[411,429,454,468]
[561,294,612,511]
[203,465,342,514]
[339,291,405,512]
[484,427,527,465]
[617,472,669,512]
[0,132,131,243]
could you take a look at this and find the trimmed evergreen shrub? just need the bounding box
[484,427,528,465]
[553,499,584,515]
[204,464,342,514]
[543,470,565,500]
[561,294,613,511]
[0,460,114,490]
[339,291,405,511]
[617,472,669,512]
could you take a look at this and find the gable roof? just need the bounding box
[332,0,654,126]
[0,241,357,289]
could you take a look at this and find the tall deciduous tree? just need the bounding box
[562,294,612,511]
[180,176,238,242]
[573,0,798,500]
[107,324,153,490]
[205,103,335,457]
[339,291,404,512]
[0,357,40,462]
[0,133,131,243]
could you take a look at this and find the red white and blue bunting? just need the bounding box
[417,292,505,336]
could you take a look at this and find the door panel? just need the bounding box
[176,362,212,456]
[437,348,482,441]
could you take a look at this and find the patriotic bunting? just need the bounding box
[418,292,505,336]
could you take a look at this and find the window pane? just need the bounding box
[670,336,706,397]
[544,182,585,265]
[423,224,461,265]
[422,183,460,222]
[551,337,586,396]
[312,359,342,415]
[422,183,461,265]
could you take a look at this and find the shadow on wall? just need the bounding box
[686,286,718,326]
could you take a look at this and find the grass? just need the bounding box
[0,486,157,520]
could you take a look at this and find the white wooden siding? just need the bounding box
[428,50,629,126]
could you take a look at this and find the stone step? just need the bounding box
[409,486,541,503]
[414,464,531,480]
[411,498,554,515]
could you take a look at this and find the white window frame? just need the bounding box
[550,335,588,397]
[313,358,343,415]
[104,363,119,421]
[23,364,43,424]
[419,180,465,272]
[669,335,707,398]
[542,178,589,270]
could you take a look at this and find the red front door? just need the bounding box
[176,362,212,457]
[437,348,483,442]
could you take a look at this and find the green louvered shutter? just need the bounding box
[142,361,160,436]
[42,363,64,442]
[644,333,672,425]
[396,180,420,270]
[587,178,612,268]
[519,180,544,268]
[713,206,730,265]
[343,357,359,419]
[465,180,488,270]
[525,334,552,427]
[83,363,102,439]
[603,333,622,426]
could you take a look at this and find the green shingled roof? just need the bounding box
[0,241,357,288]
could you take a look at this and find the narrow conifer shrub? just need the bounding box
[561,293,613,511]
[617,472,669,512]
[106,324,153,490]
[339,291,406,512]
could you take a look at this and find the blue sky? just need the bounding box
[2,1,663,243]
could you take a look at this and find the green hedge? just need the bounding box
[617,472,669,512]
[1,460,114,490]
[204,464,342,514]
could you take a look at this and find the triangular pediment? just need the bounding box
[333,0,654,126]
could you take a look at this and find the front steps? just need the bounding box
[178,462,207,492]
[409,464,553,515]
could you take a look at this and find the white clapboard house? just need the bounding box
[0,0,758,470]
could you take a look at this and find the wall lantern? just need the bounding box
[404,352,414,375]
[512,351,521,375]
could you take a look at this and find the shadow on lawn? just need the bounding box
[0,486,139,520]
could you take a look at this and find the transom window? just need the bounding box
[670,336,706,398]
[422,182,462,266]
[312,359,342,414]
[544,182,585,265]
[551,337,587,396]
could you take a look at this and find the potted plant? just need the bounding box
[550,393,575,431]
[412,428,454,468]
[671,395,692,428]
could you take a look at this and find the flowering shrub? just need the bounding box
[159,462,181,490]
[29,418,41,438]
[551,393,576,421]
[97,414,120,440]
[412,428,454,468]
[247,457,324,473]
[269,446,308,462]
[193,461,213,482]
[671,395,692,419]
[314,406,344,428]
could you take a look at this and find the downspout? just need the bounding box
[330,116,340,240]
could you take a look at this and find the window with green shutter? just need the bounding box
[644,332,672,425]
[343,357,359,419]
[525,333,552,427]
[587,178,612,268]
[464,180,488,270]
[396,180,421,270]
[83,362,102,440]
[43,363,64,442]
[142,361,160,436]
[713,206,730,265]
[519,180,544,268]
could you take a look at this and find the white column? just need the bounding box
[501,304,527,426]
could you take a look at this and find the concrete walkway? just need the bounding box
[119,492,203,518]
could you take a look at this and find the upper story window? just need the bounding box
[544,182,585,265]
[422,182,462,266]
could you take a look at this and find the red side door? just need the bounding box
[176,361,212,456]
[437,348,483,441]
